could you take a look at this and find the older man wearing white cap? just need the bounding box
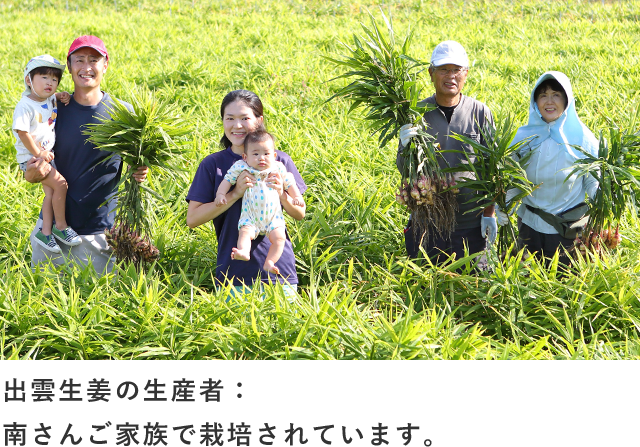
[25,35,148,274]
[397,40,495,263]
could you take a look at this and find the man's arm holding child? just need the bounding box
[24,157,52,183]
[25,158,148,184]
[55,92,71,105]
[19,130,55,183]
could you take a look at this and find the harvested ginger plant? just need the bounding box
[84,87,190,267]
[394,151,459,242]
[105,224,160,265]
[447,116,538,255]
[575,227,622,256]
[569,123,640,256]
[326,9,456,243]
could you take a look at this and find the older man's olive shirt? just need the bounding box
[397,94,493,229]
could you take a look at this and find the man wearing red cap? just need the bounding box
[25,35,148,274]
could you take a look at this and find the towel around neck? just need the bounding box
[513,71,598,159]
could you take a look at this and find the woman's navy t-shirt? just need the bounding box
[186,147,306,286]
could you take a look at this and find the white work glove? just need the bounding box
[505,188,519,203]
[495,205,510,226]
[399,124,419,147]
[495,189,519,226]
[481,216,497,244]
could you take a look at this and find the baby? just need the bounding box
[12,55,80,253]
[215,130,304,274]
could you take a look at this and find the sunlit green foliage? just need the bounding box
[1,0,640,359]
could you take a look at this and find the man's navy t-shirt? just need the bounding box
[52,92,123,235]
[186,147,306,286]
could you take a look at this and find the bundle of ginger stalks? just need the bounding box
[84,87,191,268]
[326,9,457,243]
[568,122,640,256]
[444,116,538,255]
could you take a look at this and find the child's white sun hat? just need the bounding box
[23,55,66,97]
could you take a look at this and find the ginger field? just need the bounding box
[1,0,640,359]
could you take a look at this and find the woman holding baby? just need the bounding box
[186,90,307,295]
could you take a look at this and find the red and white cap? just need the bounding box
[67,35,109,61]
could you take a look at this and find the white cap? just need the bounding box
[23,55,66,96]
[430,41,469,68]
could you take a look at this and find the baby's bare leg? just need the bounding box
[264,226,286,275]
[40,168,69,231]
[231,226,254,261]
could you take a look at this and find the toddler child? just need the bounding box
[215,130,304,275]
[13,55,81,253]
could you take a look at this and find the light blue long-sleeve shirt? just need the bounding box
[511,71,599,235]
[517,135,598,234]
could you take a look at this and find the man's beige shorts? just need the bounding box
[30,219,114,275]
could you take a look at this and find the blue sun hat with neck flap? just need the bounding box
[23,55,66,97]
[513,71,598,159]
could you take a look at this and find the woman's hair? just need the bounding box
[533,79,567,103]
[219,89,264,149]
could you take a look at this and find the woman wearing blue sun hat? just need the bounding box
[496,71,599,261]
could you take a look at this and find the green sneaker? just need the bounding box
[35,231,62,253]
[51,226,82,246]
